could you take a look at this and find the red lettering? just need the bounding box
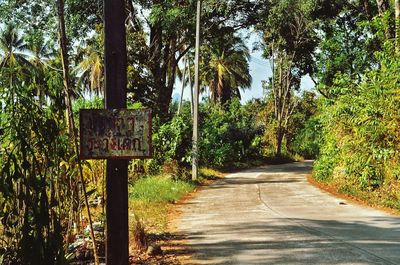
[111,138,117,150]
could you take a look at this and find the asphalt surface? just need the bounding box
[176,161,400,265]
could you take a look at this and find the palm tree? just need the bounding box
[201,33,252,104]
[26,35,54,103]
[74,44,103,96]
[0,23,32,100]
[0,23,29,69]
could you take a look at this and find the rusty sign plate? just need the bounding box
[80,109,152,159]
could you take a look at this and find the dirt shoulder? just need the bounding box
[129,177,223,264]
[307,174,400,217]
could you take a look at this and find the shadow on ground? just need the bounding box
[184,217,400,265]
[177,161,400,265]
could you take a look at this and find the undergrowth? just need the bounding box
[129,176,194,203]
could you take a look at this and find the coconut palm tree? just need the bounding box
[0,23,29,69]
[26,35,55,103]
[201,33,252,104]
[74,44,103,96]
[0,23,32,99]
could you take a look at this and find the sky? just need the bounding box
[174,33,315,104]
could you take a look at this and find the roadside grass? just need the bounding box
[198,167,226,183]
[128,175,195,234]
[336,180,400,213]
[130,176,195,203]
[127,166,229,235]
[309,175,400,215]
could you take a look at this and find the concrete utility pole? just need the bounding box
[192,0,201,181]
[104,0,129,264]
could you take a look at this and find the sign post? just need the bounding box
[104,0,128,264]
[80,109,152,159]
[80,109,152,264]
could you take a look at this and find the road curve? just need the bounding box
[176,161,400,265]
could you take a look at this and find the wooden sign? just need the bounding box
[80,109,152,159]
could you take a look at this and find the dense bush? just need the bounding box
[199,98,263,168]
[0,44,69,263]
[148,102,193,173]
[148,99,264,172]
[291,116,323,159]
[314,45,400,200]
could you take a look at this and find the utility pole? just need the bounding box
[192,0,201,181]
[104,0,129,264]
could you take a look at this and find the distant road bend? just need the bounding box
[177,161,400,265]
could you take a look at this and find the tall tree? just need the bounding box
[0,23,29,69]
[128,0,267,121]
[201,31,252,104]
[26,34,54,103]
[75,40,104,95]
[260,0,318,155]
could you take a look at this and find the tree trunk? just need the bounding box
[126,0,141,32]
[149,21,163,115]
[376,0,389,15]
[56,1,99,264]
[276,127,284,156]
[178,57,187,115]
[363,0,373,20]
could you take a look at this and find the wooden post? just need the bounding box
[104,0,129,264]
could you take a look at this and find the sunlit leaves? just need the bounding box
[314,46,400,191]
[0,23,68,262]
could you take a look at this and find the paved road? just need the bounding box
[176,161,400,264]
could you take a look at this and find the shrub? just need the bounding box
[314,44,400,191]
[292,116,323,159]
[199,98,263,168]
[148,99,264,172]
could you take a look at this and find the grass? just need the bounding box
[198,167,226,182]
[128,175,195,235]
[309,174,400,215]
[130,175,195,203]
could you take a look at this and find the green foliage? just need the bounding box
[261,0,318,76]
[72,96,104,114]
[149,104,193,173]
[148,99,263,172]
[200,99,263,168]
[314,42,400,193]
[129,176,194,203]
[292,116,323,158]
[0,24,68,263]
[315,10,378,97]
